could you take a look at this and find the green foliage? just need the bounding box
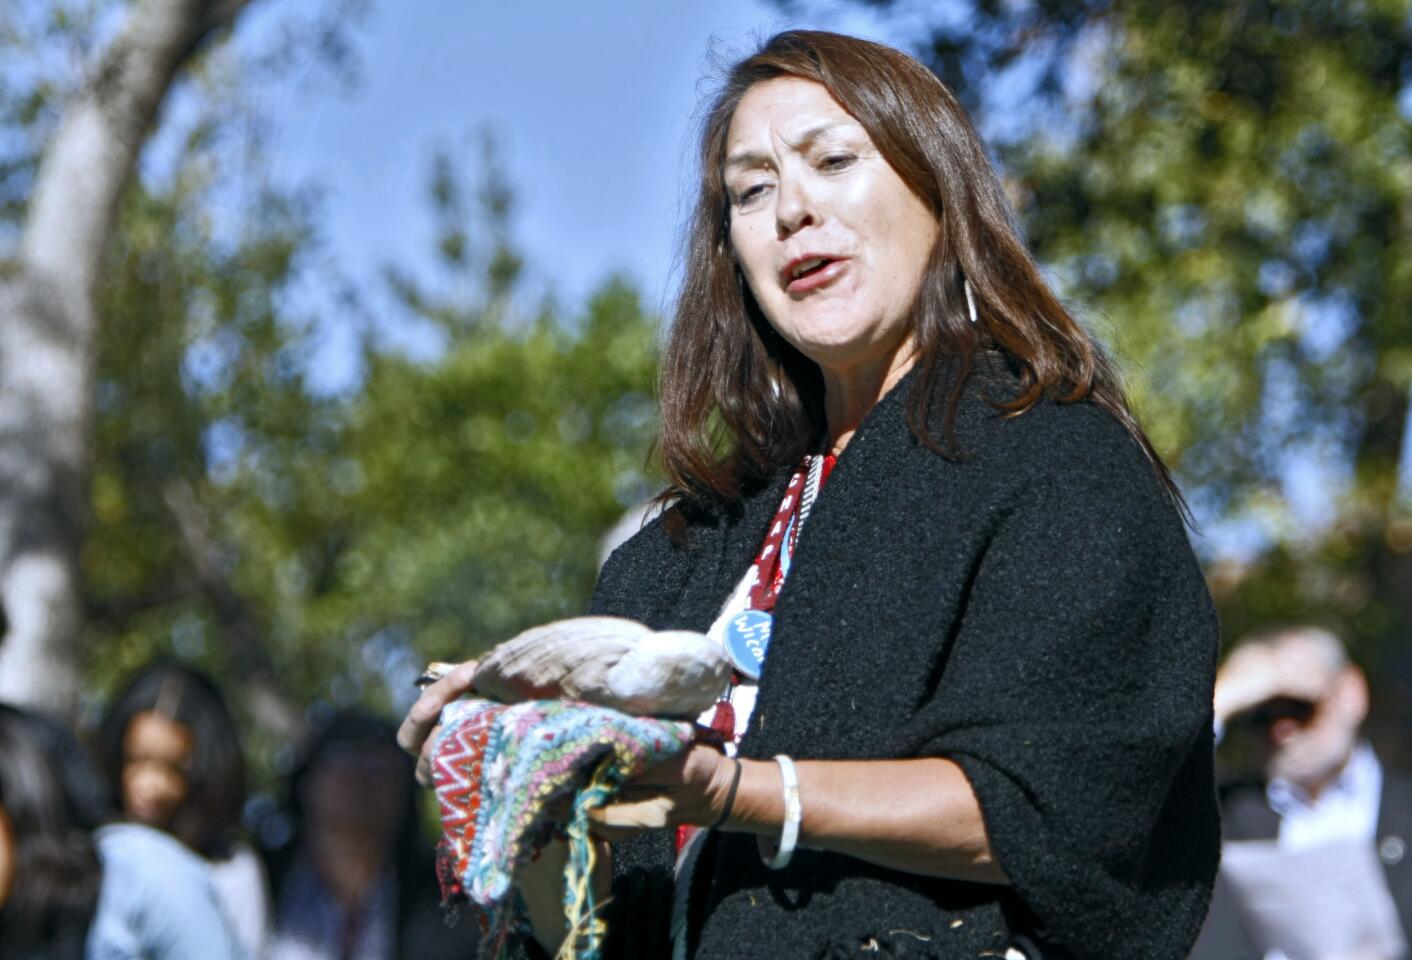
[79,125,660,737]
[84,163,327,700]
[222,275,660,707]
[1010,3,1410,482]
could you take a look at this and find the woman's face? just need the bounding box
[121,710,194,829]
[725,77,940,380]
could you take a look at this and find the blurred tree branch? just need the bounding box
[162,477,300,737]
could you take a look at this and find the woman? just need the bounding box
[401,30,1220,960]
[95,662,269,957]
[262,710,480,960]
[0,705,241,960]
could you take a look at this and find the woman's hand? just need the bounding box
[396,662,620,955]
[396,660,478,786]
[588,742,739,841]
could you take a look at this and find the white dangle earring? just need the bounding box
[963,277,979,325]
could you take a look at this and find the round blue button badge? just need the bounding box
[724,609,772,680]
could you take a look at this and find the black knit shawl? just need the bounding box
[586,369,1221,960]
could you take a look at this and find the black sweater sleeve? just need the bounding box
[910,416,1222,959]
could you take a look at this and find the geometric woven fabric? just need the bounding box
[430,698,693,953]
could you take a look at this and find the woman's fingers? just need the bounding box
[626,752,691,789]
[588,794,677,832]
[584,749,723,831]
[398,659,478,788]
[396,659,479,758]
[586,819,650,843]
[414,725,441,788]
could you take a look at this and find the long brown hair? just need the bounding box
[657,30,1185,529]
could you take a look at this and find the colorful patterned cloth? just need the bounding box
[431,697,693,960]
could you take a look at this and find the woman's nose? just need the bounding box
[774,176,817,239]
[133,770,171,801]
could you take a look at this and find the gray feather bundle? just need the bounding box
[471,616,729,719]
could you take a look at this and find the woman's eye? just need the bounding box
[736,183,770,206]
[821,153,856,170]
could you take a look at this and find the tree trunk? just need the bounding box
[0,0,257,717]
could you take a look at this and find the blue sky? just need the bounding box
[218,1,930,389]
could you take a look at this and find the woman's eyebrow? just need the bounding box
[724,119,861,173]
[785,119,860,151]
[723,149,771,174]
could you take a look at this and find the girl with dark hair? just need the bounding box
[403,29,1219,960]
[0,705,240,960]
[95,661,269,956]
[262,710,479,960]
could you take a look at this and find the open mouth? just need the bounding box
[791,257,833,280]
[782,255,846,292]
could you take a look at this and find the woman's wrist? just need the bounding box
[709,756,744,829]
[718,758,786,836]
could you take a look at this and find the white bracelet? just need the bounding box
[759,754,801,869]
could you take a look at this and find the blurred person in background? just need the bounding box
[95,661,270,957]
[1191,626,1412,959]
[0,704,241,959]
[262,709,478,960]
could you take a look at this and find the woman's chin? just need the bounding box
[794,335,906,380]
[128,807,170,827]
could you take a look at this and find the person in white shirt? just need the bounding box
[1191,626,1412,960]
